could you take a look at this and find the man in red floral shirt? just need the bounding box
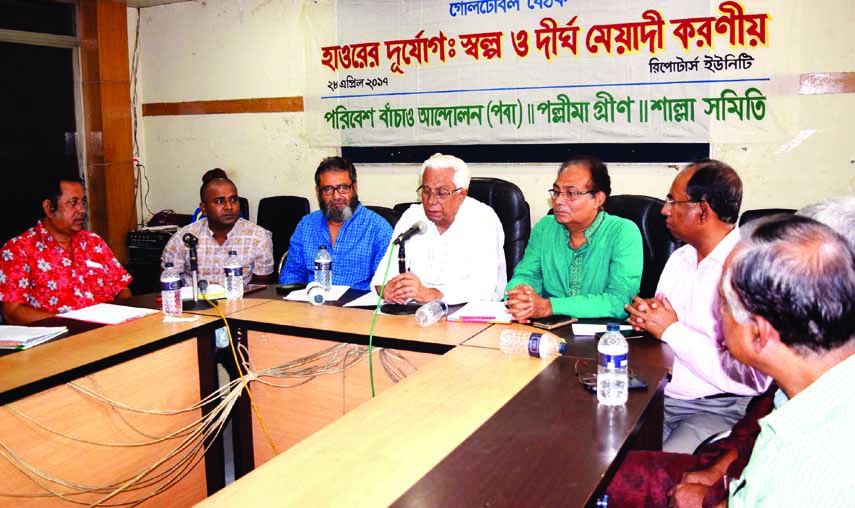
[0,175,132,324]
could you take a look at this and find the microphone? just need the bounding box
[393,221,427,245]
[182,233,198,248]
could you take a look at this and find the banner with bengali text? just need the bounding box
[304,0,773,146]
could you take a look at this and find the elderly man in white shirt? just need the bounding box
[372,153,506,304]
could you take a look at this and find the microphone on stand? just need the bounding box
[182,233,211,310]
[394,221,426,274]
[393,221,427,245]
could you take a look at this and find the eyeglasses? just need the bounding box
[548,189,596,201]
[319,184,353,196]
[663,197,702,208]
[418,185,462,202]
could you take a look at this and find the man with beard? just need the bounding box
[280,157,392,290]
[163,174,275,286]
[0,174,132,324]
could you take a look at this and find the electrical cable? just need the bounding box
[368,244,398,397]
[202,294,279,456]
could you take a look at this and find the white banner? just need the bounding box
[305,0,773,146]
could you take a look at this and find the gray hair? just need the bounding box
[420,153,471,189]
[797,196,855,253]
[722,214,855,355]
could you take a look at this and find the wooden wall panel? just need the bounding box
[143,97,304,117]
[0,341,208,507]
[78,0,136,261]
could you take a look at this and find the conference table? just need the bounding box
[0,289,673,507]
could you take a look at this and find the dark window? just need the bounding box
[0,0,76,37]
[0,41,78,245]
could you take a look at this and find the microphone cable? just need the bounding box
[202,292,279,456]
[367,242,399,398]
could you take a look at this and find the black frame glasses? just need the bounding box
[319,184,354,196]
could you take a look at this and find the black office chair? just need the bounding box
[365,205,401,228]
[256,196,310,276]
[603,195,683,299]
[238,196,250,221]
[738,208,796,227]
[467,177,531,280]
[393,202,419,218]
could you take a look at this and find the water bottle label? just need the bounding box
[527,333,543,358]
[224,267,243,277]
[161,280,180,291]
[314,260,332,270]
[599,352,628,369]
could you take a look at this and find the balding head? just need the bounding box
[722,215,855,355]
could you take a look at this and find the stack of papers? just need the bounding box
[447,301,513,323]
[0,326,68,350]
[60,303,158,325]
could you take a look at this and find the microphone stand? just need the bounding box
[398,241,407,274]
[381,237,418,316]
[183,242,213,310]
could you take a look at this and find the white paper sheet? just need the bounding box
[343,290,385,308]
[447,301,513,323]
[60,303,158,325]
[284,285,349,302]
[181,283,225,300]
[0,326,68,349]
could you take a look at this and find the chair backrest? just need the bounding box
[603,195,683,298]
[239,197,250,221]
[393,202,419,218]
[365,205,401,228]
[738,208,795,227]
[256,196,310,268]
[467,177,531,280]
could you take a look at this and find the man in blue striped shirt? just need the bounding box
[280,157,392,290]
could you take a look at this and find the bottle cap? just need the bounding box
[229,250,237,256]
[606,323,620,331]
[164,262,174,268]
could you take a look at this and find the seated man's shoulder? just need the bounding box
[464,196,501,222]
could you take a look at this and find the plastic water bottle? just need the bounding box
[224,250,244,301]
[314,244,332,291]
[597,323,628,405]
[160,262,182,317]
[415,299,448,327]
[499,329,566,358]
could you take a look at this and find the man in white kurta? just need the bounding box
[372,154,506,304]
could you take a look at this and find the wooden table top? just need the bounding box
[464,321,674,369]
[0,313,219,403]
[227,299,492,348]
[198,345,558,507]
[198,342,669,508]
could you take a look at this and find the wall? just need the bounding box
[132,0,855,225]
